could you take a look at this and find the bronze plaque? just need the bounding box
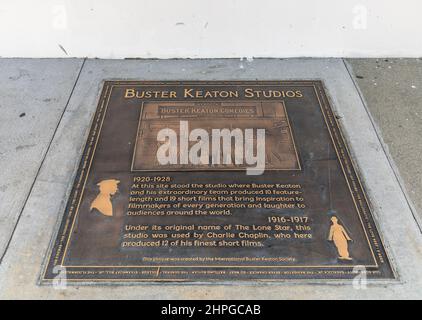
[42,81,394,283]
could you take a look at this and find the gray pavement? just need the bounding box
[0,59,84,260]
[0,58,420,299]
[346,58,422,225]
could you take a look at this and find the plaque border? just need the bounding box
[41,80,395,282]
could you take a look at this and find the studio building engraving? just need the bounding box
[42,81,394,282]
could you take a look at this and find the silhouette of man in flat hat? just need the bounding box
[90,179,120,217]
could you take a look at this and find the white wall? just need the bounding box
[1,0,421,58]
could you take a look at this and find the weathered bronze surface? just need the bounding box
[42,81,394,282]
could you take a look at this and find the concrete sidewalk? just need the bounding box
[346,58,422,227]
[0,58,420,299]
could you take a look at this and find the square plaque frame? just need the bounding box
[41,80,395,283]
